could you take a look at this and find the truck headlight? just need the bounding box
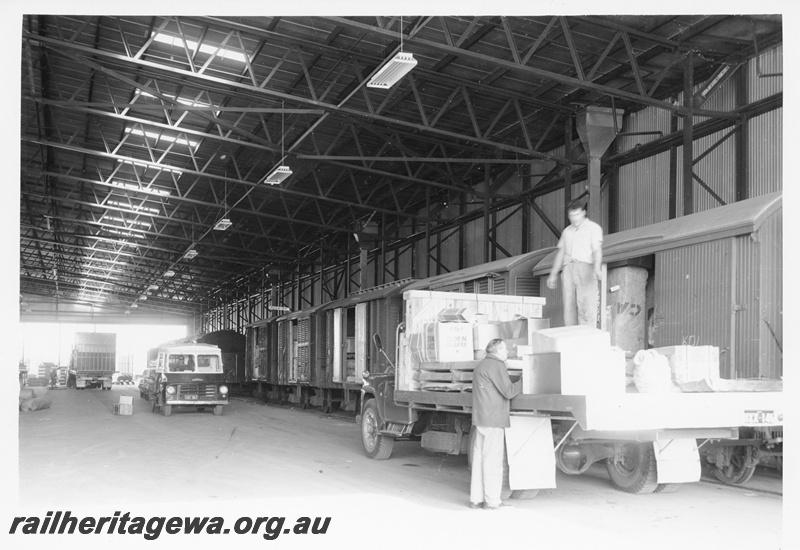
[219,385,228,395]
[166,385,176,395]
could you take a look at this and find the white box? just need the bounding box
[529,325,610,353]
[520,353,561,394]
[559,348,625,395]
[113,403,133,415]
[652,345,720,383]
[119,396,134,406]
[521,348,625,396]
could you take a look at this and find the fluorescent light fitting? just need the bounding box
[264,166,292,185]
[213,218,233,231]
[147,284,159,291]
[367,52,417,89]
[139,295,148,301]
[164,270,176,277]
[183,249,199,260]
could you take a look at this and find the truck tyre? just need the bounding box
[163,405,172,417]
[213,405,223,416]
[605,443,659,494]
[361,398,394,460]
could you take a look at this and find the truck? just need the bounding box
[146,342,229,416]
[361,290,783,496]
[68,332,116,390]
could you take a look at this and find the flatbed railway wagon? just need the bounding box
[361,193,783,494]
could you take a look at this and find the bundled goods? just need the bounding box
[652,345,720,384]
[19,397,52,412]
[632,349,679,393]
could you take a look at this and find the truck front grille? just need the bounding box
[177,384,218,399]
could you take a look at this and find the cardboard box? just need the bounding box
[410,322,474,363]
[521,353,561,394]
[113,403,133,415]
[520,348,625,396]
[529,325,611,353]
[652,345,720,383]
[119,396,133,405]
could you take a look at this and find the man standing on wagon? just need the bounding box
[546,199,604,327]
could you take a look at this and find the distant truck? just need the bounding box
[146,343,229,416]
[68,332,116,390]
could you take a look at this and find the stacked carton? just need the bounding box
[113,395,133,415]
[521,326,626,395]
[652,345,720,385]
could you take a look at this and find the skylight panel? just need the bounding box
[125,127,198,148]
[117,159,183,177]
[152,32,247,63]
[110,181,172,197]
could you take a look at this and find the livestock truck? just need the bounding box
[68,332,116,390]
[361,290,784,496]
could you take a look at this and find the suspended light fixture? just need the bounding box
[147,284,159,291]
[264,101,292,185]
[214,217,232,231]
[183,249,198,260]
[215,178,233,230]
[367,17,417,89]
[164,270,176,277]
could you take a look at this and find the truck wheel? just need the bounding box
[163,405,172,417]
[606,443,659,494]
[361,399,394,459]
[213,405,223,416]
[712,445,757,485]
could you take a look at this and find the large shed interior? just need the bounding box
[19,13,783,335]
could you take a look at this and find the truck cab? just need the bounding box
[151,343,229,417]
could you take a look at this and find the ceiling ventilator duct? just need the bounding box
[367,52,417,89]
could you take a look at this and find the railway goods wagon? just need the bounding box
[195,330,247,386]
[533,191,782,381]
[243,249,551,413]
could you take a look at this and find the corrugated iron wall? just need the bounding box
[655,240,733,377]
[756,209,783,378]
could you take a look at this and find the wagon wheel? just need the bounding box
[712,445,758,485]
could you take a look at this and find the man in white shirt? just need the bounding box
[546,200,603,327]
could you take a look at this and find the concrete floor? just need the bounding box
[10,385,787,550]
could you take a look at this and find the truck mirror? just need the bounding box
[372,333,383,351]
